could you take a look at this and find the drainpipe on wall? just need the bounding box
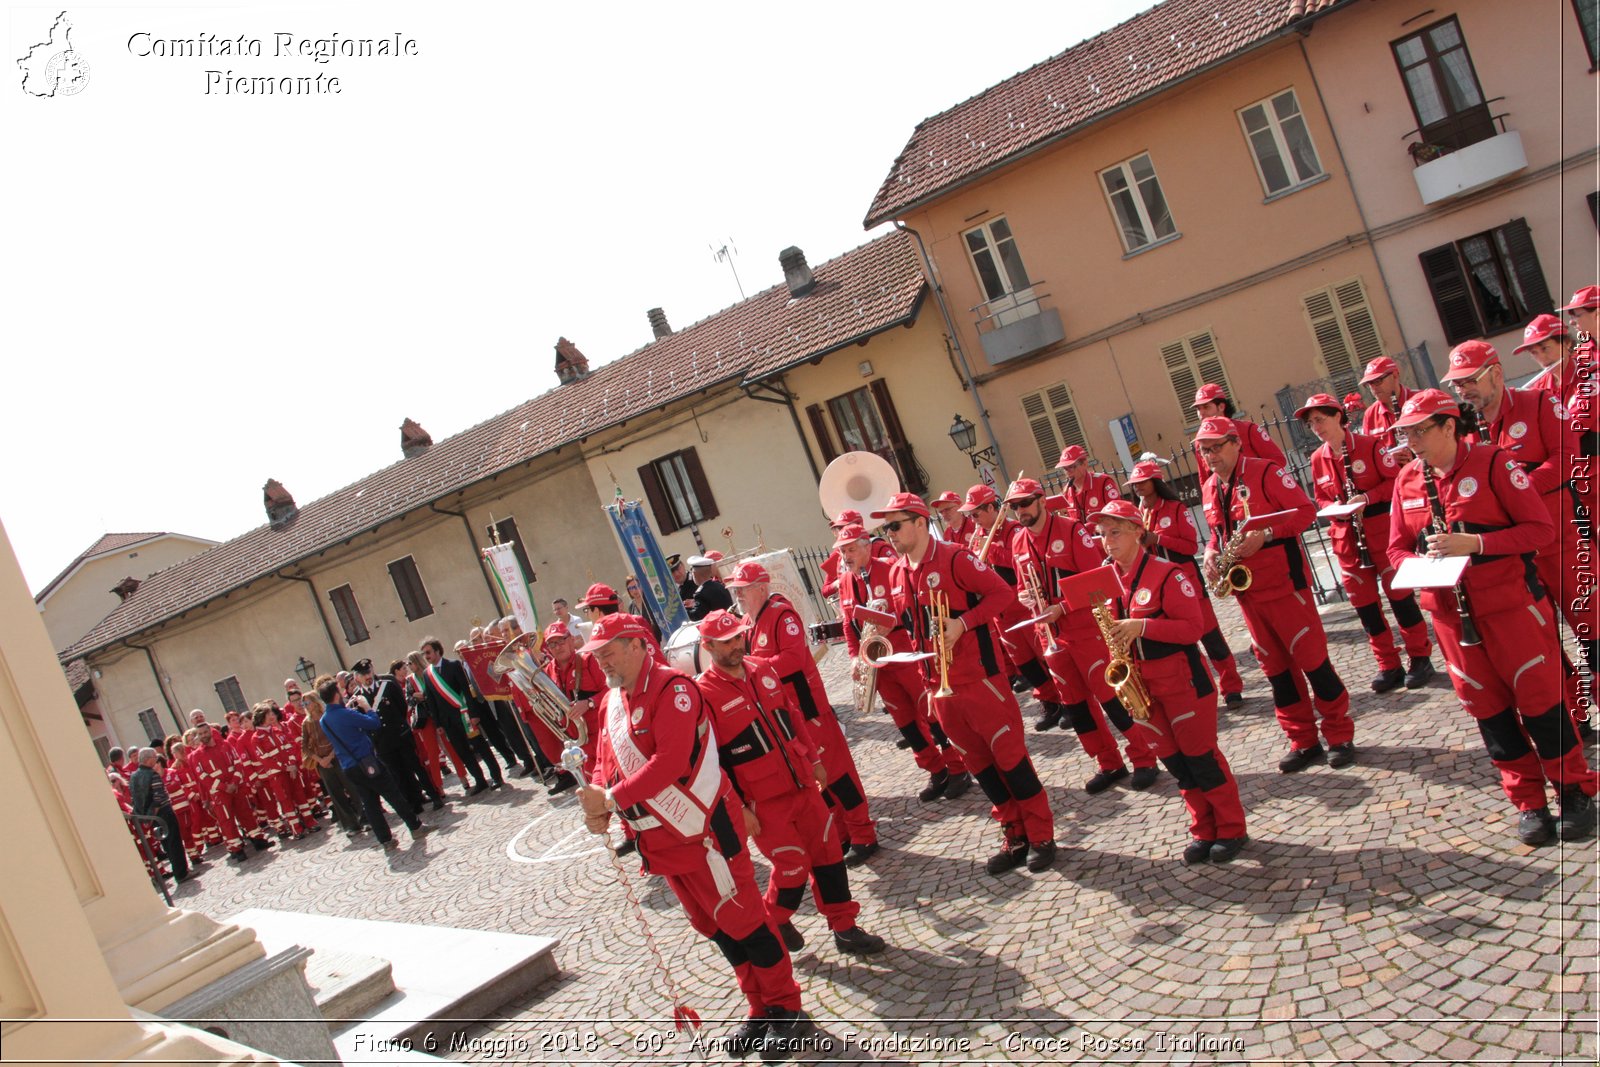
[122,638,182,733]
[743,376,823,483]
[275,570,346,673]
[894,221,1011,482]
[430,501,506,616]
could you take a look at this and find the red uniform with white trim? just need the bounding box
[1308,430,1432,672]
[240,723,312,835]
[1386,442,1597,810]
[887,539,1055,848]
[1203,456,1353,750]
[1195,417,1286,483]
[164,757,204,862]
[1361,385,1414,446]
[188,728,265,853]
[1060,471,1122,524]
[820,538,894,598]
[698,656,860,933]
[588,656,802,1018]
[1138,494,1245,697]
[746,593,876,847]
[539,649,606,768]
[1110,550,1247,843]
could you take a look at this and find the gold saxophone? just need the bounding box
[854,597,895,715]
[1092,598,1151,722]
[1210,491,1254,598]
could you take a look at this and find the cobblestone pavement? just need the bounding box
[178,600,1599,1064]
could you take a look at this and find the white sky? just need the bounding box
[3,0,1151,596]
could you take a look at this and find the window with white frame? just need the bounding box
[963,217,1032,303]
[1239,90,1323,196]
[1100,153,1176,253]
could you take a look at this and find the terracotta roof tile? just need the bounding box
[864,0,1339,227]
[62,231,926,660]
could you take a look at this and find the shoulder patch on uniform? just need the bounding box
[673,691,694,713]
[1281,471,1297,489]
[1510,467,1531,491]
[1176,575,1197,598]
[1133,587,1153,606]
[762,675,778,690]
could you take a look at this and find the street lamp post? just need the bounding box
[293,657,316,686]
[948,414,999,469]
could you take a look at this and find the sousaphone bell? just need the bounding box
[491,632,587,746]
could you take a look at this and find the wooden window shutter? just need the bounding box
[1334,278,1385,366]
[1161,339,1199,422]
[637,462,677,533]
[1189,331,1231,399]
[806,403,838,464]
[681,448,719,522]
[1419,243,1481,344]
[868,379,910,449]
[1021,389,1062,468]
[1044,382,1087,450]
[1498,217,1553,317]
[1303,287,1358,385]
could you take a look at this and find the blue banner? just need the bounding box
[605,499,690,635]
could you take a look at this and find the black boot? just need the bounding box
[1034,702,1064,732]
[1557,788,1598,841]
[1370,668,1405,693]
[1404,657,1436,689]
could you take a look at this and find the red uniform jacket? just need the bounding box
[820,539,894,597]
[1202,456,1317,600]
[1195,417,1287,482]
[1111,550,1212,691]
[697,657,822,805]
[839,555,912,657]
[942,514,976,547]
[241,725,292,778]
[165,760,196,812]
[886,538,1018,685]
[747,593,831,722]
[1361,386,1414,444]
[1309,430,1402,571]
[1061,471,1122,523]
[1386,442,1555,618]
[1010,511,1106,634]
[1471,387,1578,531]
[188,734,246,797]
[544,650,608,700]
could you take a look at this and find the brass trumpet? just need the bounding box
[1023,563,1061,654]
[930,591,954,699]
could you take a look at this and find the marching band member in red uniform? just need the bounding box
[1561,285,1599,366]
[1054,445,1121,522]
[1516,314,1585,408]
[187,717,274,862]
[874,491,1058,874]
[818,510,894,598]
[537,621,605,787]
[695,610,887,959]
[1387,389,1597,844]
[1007,477,1161,793]
[1359,356,1415,459]
[1192,383,1286,483]
[1090,500,1249,864]
[931,491,973,545]
[961,483,1044,696]
[1197,417,1355,771]
[576,614,812,1058]
[1124,460,1246,706]
[834,523,969,799]
[247,703,319,838]
[728,561,878,865]
[1296,393,1436,693]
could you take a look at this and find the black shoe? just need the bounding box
[1183,839,1212,865]
[1034,703,1065,732]
[1518,808,1556,846]
[614,837,637,857]
[432,798,446,811]
[226,850,247,864]
[1278,744,1326,773]
[516,763,536,779]
[1085,766,1130,794]
[721,1017,768,1058]
[833,925,886,955]
[918,770,950,802]
[1557,788,1598,841]
[895,737,912,749]
[1404,658,1436,690]
[250,837,274,852]
[1327,742,1357,769]
[1370,668,1405,694]
[1208,836,1248,863]
[467,782,488,796]
[943,771,973,799]
[1011,675,1031,693]
[547,771,578,796]
[843,841,879,867]
[985,842,1029,875]
[761,1009,819,1058]
[1129,765,1161,790]
[1026,840,1057,872]
[778,921,805,952]
[1224,692,1244,708]
[490,777,505,790]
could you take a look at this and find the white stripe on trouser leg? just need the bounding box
[990,725,1011,750]
[1446,662,1485,690]
[1528,603,1548,628]
[1288,626,1311,657]
[1170,711,1196,726]
[1512,655,1547,690]
[1134,720,1165,737]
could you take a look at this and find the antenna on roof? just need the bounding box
[709,239,745,300]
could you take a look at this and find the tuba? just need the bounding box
[819,451,901,531]
[492,632,587,746]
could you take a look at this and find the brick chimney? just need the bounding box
[263,478,298,527]
[555,337,590,384]
[779,246,816,298]
[400,417,433,459]
[111,576,141,601]
[647,308,672,339]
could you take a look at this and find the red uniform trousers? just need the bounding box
[931,676,1054,846]
[1134,654,1246,841]
[1237,587,1353,749]
[413,720,471,793]
[1340,561,1432,673]
[1532,531,1597,714]
[805,709,877,846]
[201,787,261,852]
[1003,614,1125,769]
[1194,593,1246,697]
[168,798,201,861]
[748,788,859,932]
[875,661,964,775]
[1042,622,1158,771]
[257,771,310,834]
[1433,595,1598,809]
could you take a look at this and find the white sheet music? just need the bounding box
[1391,555,1469,590]
[1316,502,1365,519]
[873,651,935,665]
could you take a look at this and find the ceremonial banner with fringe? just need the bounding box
[483,542,539,634]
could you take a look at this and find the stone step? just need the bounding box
[303,947,395,1024]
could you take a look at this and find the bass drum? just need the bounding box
[663,622,709,676]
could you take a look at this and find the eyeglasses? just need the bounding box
[1010,496,1041,508]
[1198,441,1232,455]
[881,518,919,533]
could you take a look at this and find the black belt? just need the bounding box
[1155,548,1195,565]
[1138,638,1189,660]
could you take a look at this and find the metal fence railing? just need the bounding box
[124,811,174,905]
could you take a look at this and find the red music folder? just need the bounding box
[1056,564,1123,611]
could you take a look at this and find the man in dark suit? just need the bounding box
[353,658,445,811]
[418,637,506,795]
[682,555,733,621]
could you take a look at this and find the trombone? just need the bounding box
[930,591,954,699]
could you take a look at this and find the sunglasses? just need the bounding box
[1010,496,1041,507]
[881,518,920,533]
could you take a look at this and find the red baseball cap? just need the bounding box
[1125,460,1165,485]
[1003,477,1046,503]
[579,582,620,607]
[1559,285,1600,312]
[930,491,962,509]
[1513,313,1567,354]
[1442,340,1499,381]
[830,508,863,528]
[870,491,932,520]
[1293,392,1343,420]
[832,523,869,548]
[696,609,749,641]
[1089,499,1145,527]
[1192,383,1228,407]
[1342,392,1365,413]
[543,621,572,641]
[1394,388,1461,428]
[1055,444,1087,468]
[1359,356,1400,384]
[579,612,651,653]
[725,561,771,588]
[958,484,999,512]
[1193,416,1237,443]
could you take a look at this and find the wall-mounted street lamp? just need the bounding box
[948,414,998,469]
[293,657,316,686]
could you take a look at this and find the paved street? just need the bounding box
[177,598,1598,1064]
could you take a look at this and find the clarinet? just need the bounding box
[1420,463,1483,646]
[1340,438,1375,570]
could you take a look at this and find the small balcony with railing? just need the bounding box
[971,284,1065,367]
[1404,100,1526,206]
